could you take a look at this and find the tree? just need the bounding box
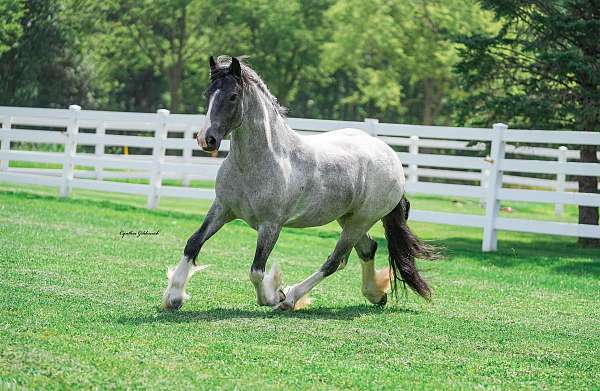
[0,0,24,56]
[0,0,92,108]
[225,0,333,112]
[98,0,210,113]
[456,0,600,247]
[80,0,267,114]
[321,0,494,124]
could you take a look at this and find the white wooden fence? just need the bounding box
[1,105,599,251]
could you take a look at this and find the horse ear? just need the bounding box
[230,57,242,79]
[209,56,216,70]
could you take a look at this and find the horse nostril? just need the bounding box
[206,136,216,148]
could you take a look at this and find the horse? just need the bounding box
[162,56,436,311]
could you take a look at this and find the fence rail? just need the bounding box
[1,105,599,251]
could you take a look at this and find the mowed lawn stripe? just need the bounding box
[0,187,598,389]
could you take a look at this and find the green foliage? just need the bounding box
[455,1,600,131]
[322,0,495,124]
[0,0,24,56]
[222,0,334,111]
[0,0,496,125]
[0,184,599,389]
[0,0,93,107]
[65,0,331,114]
[455,0,600,238]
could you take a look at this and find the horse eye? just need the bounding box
[229,93,237,102]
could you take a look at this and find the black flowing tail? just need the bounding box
[382,196,438,300]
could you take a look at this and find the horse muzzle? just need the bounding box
[197,129,220,152]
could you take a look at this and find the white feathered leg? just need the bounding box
[250,263,285,306]
[162,255,208,309]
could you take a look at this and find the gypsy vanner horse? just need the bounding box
[163,56,436,311]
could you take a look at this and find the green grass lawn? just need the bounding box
[0,183,598,390]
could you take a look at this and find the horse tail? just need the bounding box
[382,196,438,300]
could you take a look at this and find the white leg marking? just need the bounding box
[276,271,323,311]
[360,259,389,304]
[162,255,208,309]
[250,263,284,306]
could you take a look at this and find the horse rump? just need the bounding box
[382,196,438,300]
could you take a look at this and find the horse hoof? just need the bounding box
[273,300,294,311]
[376,293,387,307]
[163,297,183,310]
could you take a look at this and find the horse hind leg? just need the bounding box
[274,226,364,311]
[355,234,390,306]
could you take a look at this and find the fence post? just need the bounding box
[182,125,193,186]
[555,146,567,216]
[148,109,169,209]
[95,121,106,181]
[482,123,507,252]
[480,163,491,207]
[364,118,379,137]
[0,115,12,172]
[60,105,81,197]
[408,135,419,183]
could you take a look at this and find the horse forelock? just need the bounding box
[210,55,287,117]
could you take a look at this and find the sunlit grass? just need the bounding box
[0,183,597,389]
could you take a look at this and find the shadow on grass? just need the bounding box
[406,236,599,277]
[371,234,599,278]
[552,260,600,277]
[117,304,419,325]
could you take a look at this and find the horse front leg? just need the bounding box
[162,200,232,310]
[250,223,285,306]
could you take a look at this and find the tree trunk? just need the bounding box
[169,7,186,114]
[577,144,599,247]
[169,65,182,113]
[422,78,444,125]
[422,78,434,125]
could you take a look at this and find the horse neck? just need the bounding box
[229,87,298,167]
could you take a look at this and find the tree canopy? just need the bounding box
[0,0,92,107]
[0,0,494,125]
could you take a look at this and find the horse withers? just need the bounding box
[162,56,437,311]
